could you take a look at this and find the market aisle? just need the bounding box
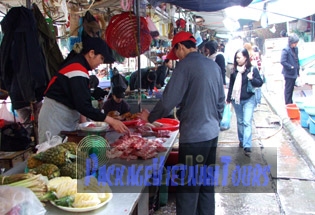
[155,94,315,215]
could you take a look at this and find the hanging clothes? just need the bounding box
[32,3,64,79]
[0,6,51,109]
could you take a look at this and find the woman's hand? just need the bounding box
[105,116,129,134]
[247,71,253,80]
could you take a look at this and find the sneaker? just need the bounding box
[244,148,251,156]
[239,142,243,148]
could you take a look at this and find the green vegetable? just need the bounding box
[54,195,75,207]
[39,191,57,202]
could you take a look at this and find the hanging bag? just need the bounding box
[220,104,232,131]
[247,66,256,93]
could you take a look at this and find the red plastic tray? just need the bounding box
[151,118,179,131]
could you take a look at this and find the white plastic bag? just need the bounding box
[0,186,46,215]
[0,101,16,123]
[35,131,65,153]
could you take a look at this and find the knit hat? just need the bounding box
[82,36,116,63]
[166,31,197,60]
[288,34,299,45]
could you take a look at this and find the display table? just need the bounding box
[5,130,179,215]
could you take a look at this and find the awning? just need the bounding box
[147,0,253,12]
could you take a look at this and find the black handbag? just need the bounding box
[0,122,31,151]
[247,66,256,93]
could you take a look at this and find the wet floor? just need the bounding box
[154,96,315,215]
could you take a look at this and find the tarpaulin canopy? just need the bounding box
[148,0,253,12]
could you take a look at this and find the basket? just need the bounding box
[105,12,152,58]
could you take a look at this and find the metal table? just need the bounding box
[6,130,179,215]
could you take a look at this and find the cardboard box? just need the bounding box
[0,148,33,172]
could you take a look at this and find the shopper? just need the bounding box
[38,36,129,143]
[155,59,173,88]
[280,34,300,104]
[226,48,263,155]
[139,31,225,215]
[204,40,227,85]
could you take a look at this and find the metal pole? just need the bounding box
[136,0,142,112]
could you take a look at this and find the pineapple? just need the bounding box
[34,145,76,167]
[48,176,72,191]
[27,154,43,169]
[30,163,60,179]
[61,142,78,155]
[60,163,87,179]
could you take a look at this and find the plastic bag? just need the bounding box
[0,186,46,215]
[35,131,64,153]
[0,102,16,123]
[220,104,232,131]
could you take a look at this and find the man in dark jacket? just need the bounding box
[280,34,300,104]
[129,68,156,91]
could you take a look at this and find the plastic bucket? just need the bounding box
[309,115,315,135]
[304,105,315,116]
[286,104,300,120]
[300,109,309,128]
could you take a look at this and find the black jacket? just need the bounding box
[129,69,156,91]
[281,45,300,79]
[0,6,52,109]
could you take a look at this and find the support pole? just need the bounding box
[136,0,142,112]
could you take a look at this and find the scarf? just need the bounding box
[207,53,216,61]
[231,65,246,104]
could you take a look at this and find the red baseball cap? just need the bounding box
[166,31,197,60]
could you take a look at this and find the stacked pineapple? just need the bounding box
[28,142,86,179]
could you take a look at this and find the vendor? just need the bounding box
[129,68,156,91]
[102,86,130,116]
[38,36,129,144]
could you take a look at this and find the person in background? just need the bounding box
[280,34,300,105]
[129,68,157,91]
[89,75,108,101]
[38,36,128,143]
[219,43,225,52]
[155,59,173,88]
[226,48,263,155]
[204,40,227,85]
[244,43,262,71]
[139,31,225,215]
[102,86,130,116]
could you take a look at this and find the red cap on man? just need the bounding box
[166,31,197,60]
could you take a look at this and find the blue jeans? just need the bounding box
[232,95,256,149]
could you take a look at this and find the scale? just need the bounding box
[77,135,110,179]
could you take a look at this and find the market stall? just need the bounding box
[4,123,179,215]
